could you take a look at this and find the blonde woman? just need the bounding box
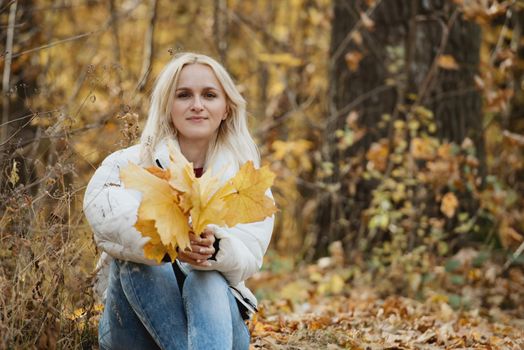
[83,52,274,350]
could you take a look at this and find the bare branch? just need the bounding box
[226,8,291,53]
[504,240,524,271]
[329,0,383,67]
[4,31,94,60]
[137,0,158,92]
[489,0,516,65]
[0,0,15,14]
[69,1,142,104]
[415,9,459,105]
[256,90,317,137]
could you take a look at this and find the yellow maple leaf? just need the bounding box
[215,161,277,227]
[135,219,177,263]
[167,141,196,195]
[135,219,161,245]
[145,166,170,180]
[121,162,191,251]
[166,141,198,214]
[190,169,226,235]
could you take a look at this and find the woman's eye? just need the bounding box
[204,92,217,98]
[177,92,190,98]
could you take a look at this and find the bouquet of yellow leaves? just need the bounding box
[120,141,277,263]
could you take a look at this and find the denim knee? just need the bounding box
[183,270,228,297]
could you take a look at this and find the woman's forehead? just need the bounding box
[176,64,223,90]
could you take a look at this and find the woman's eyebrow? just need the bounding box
[176,85,220,91]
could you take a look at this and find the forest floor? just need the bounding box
[247,249,524,350]
[61,247,524,349]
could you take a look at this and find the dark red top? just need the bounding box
[194,167,204,178]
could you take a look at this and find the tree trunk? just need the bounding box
[313,0,483,258]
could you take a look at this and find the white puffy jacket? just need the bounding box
[83,139,274,315]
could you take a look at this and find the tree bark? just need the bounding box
[313,0,483,258]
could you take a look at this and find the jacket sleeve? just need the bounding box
[195,191,275,286]
[83,145,158,266]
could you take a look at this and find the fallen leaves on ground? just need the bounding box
[247,250,524,349]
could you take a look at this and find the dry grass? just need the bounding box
[1,153,100,349]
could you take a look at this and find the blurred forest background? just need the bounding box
[1,0,524,348]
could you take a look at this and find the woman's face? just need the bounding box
[171,64,228,146]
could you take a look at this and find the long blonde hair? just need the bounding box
[139,52,260,169]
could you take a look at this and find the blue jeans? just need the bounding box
[98,259,250,350]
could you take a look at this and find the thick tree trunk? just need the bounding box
[313,0,483,258]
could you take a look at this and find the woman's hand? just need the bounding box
[177,228,216,267]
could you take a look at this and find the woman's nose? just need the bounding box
[191,96,204,111]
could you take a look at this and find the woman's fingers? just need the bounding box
[202,228,216,245]
[182,247,212,260]
[177,241,214,265]
[188,244,215,256]
[202,227,215,238]
[192,237,214,248]
[177,249,212,266]
[188,229,215,248]
[179,228,216,266]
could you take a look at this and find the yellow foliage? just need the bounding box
[167,142,197,195]
[272,139,313,171]
[135,219,178,263]
[120,162,191,262]
[317,273,345,295]
[258,53,302,67]
[215,161,278,227]
[366,141,389,172]
[437,143,453,159]
[437,55,460,70]
[268,80,286,98]
[8,160,19,187]
[441,192,459,219]
[499,218,524,249]
[345,51,364,72]
[410,137,437,160]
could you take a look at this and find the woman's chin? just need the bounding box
[177,131,219,144]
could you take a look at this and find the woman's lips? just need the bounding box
[187,116,208,121]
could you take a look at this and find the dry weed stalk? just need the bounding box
[1,143,99,349]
